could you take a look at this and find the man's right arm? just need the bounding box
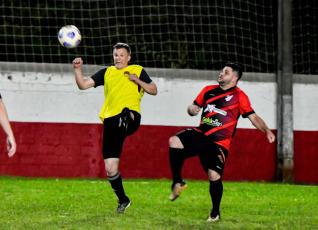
[72,57,95,90]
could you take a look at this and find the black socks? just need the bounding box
[169,147,185,185]
[209,179,223,214]
[108,172,129,204]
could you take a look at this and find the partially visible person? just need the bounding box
[168,63,275,222]
[0,94,16,157]
[72,42,157,213]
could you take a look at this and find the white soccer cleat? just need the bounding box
[207,213,220,222]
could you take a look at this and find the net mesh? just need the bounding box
[0,0,316,74]
[292,0,318,74]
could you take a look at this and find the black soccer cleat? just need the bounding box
[117,200,131,214]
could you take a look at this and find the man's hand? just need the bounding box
[7,135,16,157]
[72,57,83,69]
[265,129,276,143]
[187,104,201,116]
[124,71,139,83]
[124,71,157,95]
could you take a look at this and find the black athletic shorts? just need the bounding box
[176,128,228,175]
[102,109,141,159]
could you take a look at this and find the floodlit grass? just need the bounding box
[0,176,317,229]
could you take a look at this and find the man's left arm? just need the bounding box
[129,75,157,95]
[248,113,275,143]
[0,99,16,157]
[126,69,157,95]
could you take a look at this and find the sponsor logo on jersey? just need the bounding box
[204,104,227,116]
[202,117,223,127]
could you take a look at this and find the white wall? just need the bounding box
[1,70,317,130]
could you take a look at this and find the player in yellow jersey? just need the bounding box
[0,93,16,157]
[72,43,157,213]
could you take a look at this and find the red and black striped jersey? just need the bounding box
[193,85,255,150]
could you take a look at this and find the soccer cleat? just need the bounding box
[169,182,188,201]
[117,200,131,214]
[207,211,220,223]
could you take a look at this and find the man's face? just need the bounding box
[217,66,238,86]
[113,48,131,69]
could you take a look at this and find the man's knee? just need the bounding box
[105,158,119,176]
[208,169,221,181]
[106,168,117,177]
[169,136,183,148]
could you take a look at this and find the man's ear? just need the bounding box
[234,72,240,82]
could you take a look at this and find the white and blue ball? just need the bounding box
[58,25,81,48]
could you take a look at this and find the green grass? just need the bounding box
[0,177,317,229]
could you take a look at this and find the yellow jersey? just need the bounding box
[99,65,144,121]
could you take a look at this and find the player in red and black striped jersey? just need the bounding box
[0,93,16,157]
[193,81,255,150]
[168,63,275,222]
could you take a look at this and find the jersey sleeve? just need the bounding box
[139,69,152,83]
[91,67,107,87]
[239,90,255,118]
[193,86,210,107]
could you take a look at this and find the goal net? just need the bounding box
[0,0,315,74]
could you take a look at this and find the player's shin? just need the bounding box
[108,172,129,203]
[169,147,185,185]
[209,179,223,216]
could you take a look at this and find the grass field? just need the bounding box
[0,176,317,229]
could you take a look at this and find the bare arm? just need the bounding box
[248,113,275,143]
[0,100,16,157]
[126,73,157,95]
[72,57,95,90]
[187,104,201,116]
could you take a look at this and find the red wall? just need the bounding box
[294,131,318,184]
[0,122,105,178]
[0,122,316,183]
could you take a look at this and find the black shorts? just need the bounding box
[102,109,141,159]
[176,128,228,175]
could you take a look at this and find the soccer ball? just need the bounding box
[58,25,81,48]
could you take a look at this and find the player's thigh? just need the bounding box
[126,110,141,135]
[199,143,227,176]
[103,115,127,159]
[176,128,208,158]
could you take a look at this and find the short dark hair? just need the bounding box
[113,42,131,54]
[224,62,243,79]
